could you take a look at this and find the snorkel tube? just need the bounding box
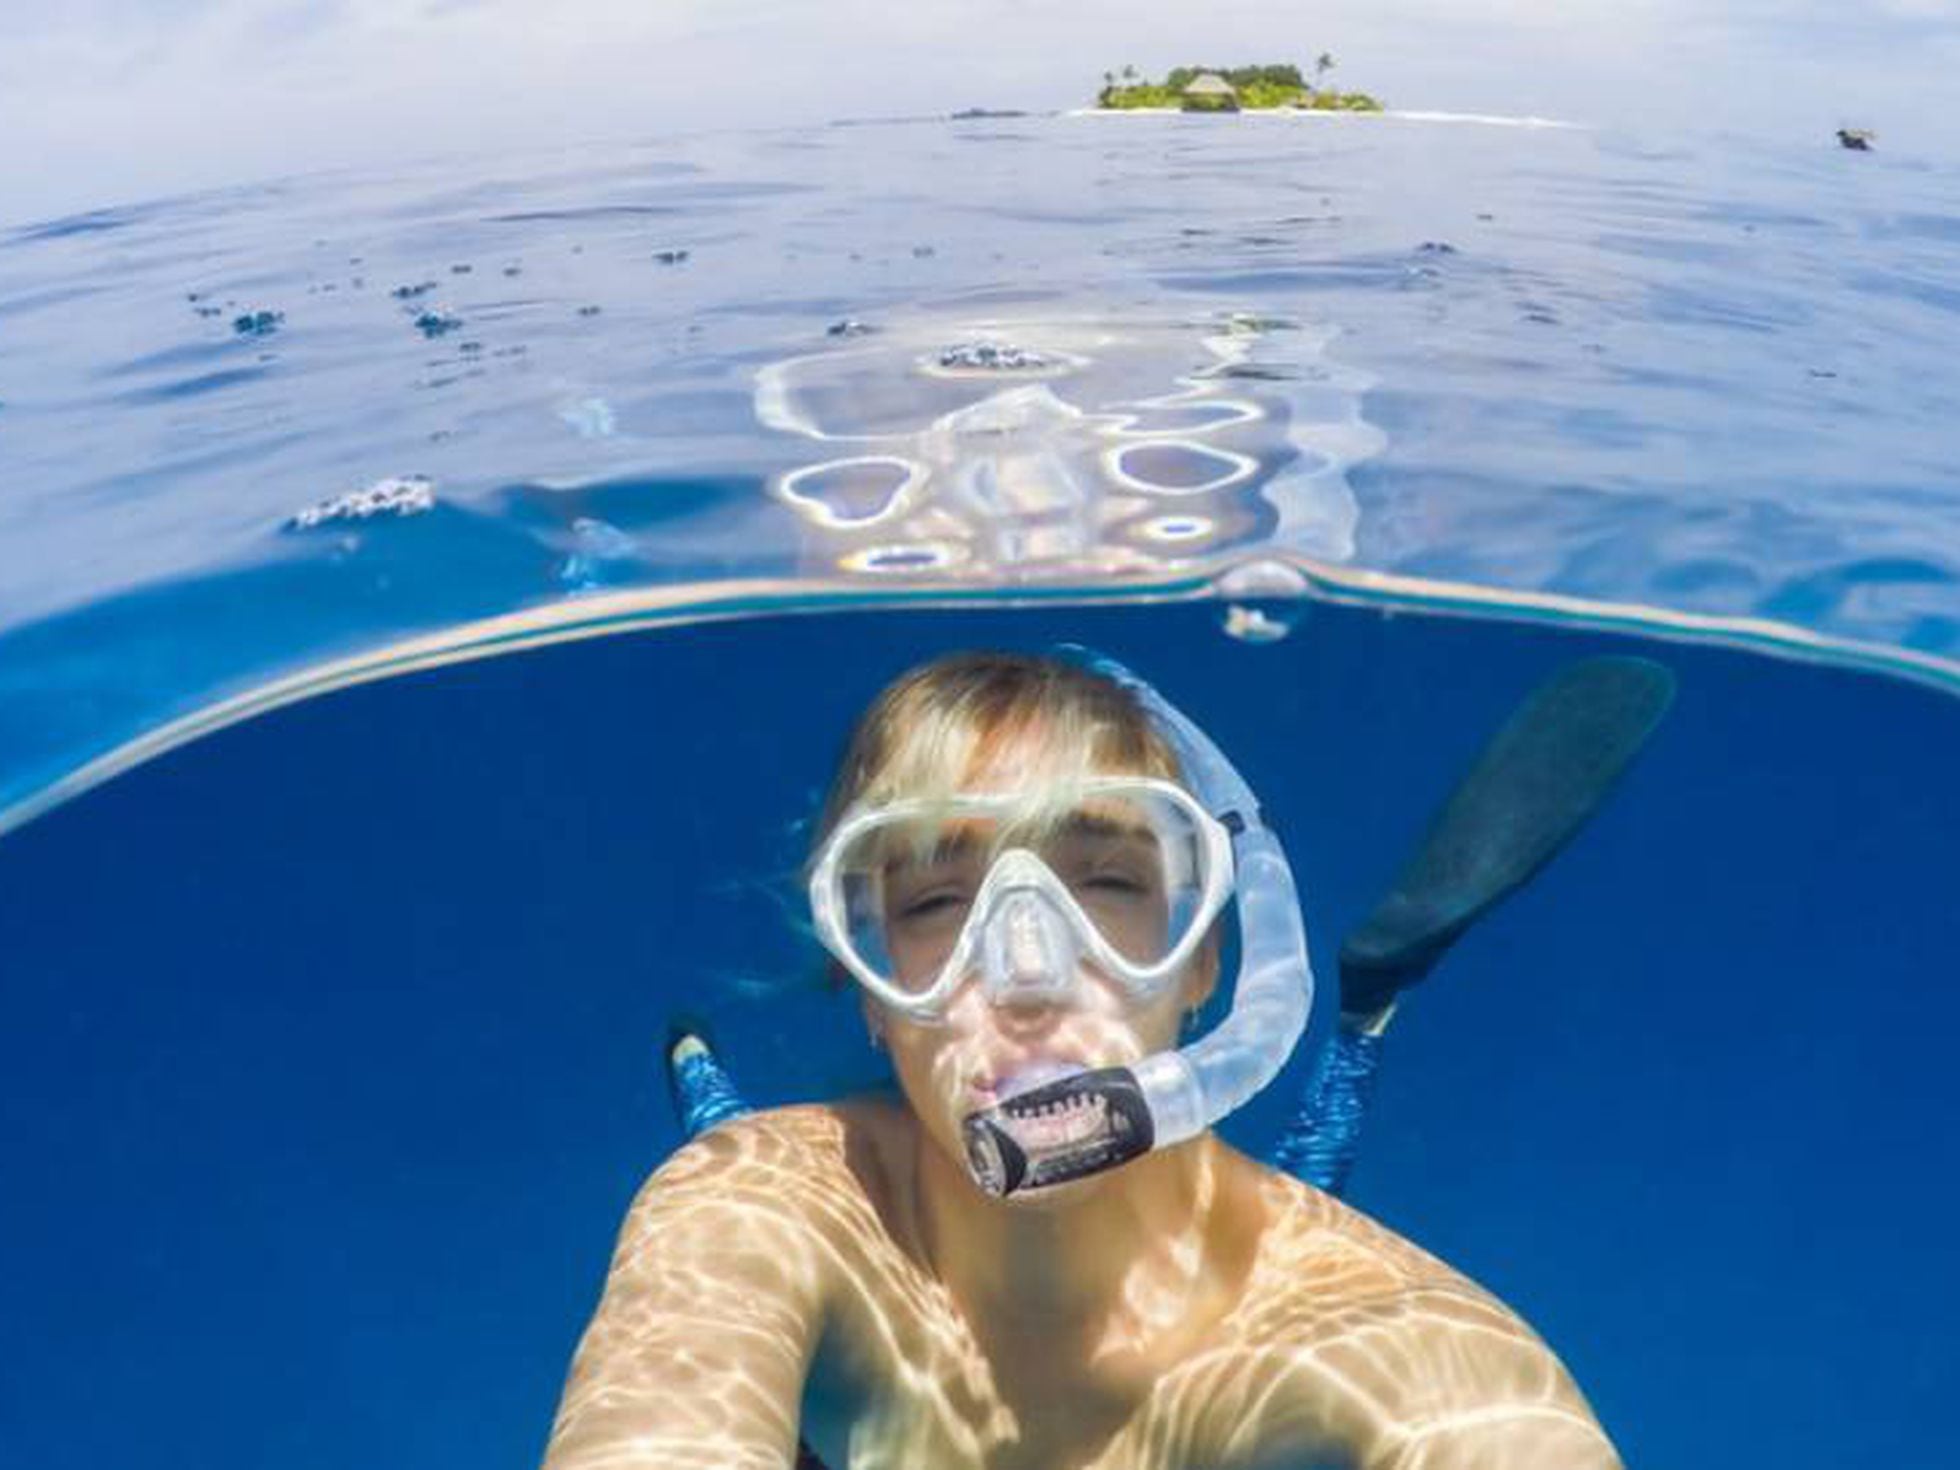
[960,653,1317,1197]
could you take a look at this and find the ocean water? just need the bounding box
[2,111,1959,1467]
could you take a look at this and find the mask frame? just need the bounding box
[808,775,1234,1025]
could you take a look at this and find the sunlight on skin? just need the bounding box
[544,727,1621,1469]
[544,1103,1620,1468]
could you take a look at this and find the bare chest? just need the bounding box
[797,1266,1338,1470]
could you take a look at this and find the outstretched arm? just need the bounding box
[543,1115,833,1470]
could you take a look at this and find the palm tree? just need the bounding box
[1314,52,1336,93]
[1122,64,1138,82]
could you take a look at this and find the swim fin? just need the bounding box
[663,1015,755,1137]
[1338,655,1677,1019]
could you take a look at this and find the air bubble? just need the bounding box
[1217,558,1311,643]
[1222,605,1298,643]
[1215,558,1310,600]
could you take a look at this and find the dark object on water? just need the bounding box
[413,310,462,339]
[652,248,690,265]
[1338,656,1678,1018]
[1837,128,1875,151]
[951,107,1028,120]
[391,280,437,300]
[826,318,873,338]
[232,310,283,337]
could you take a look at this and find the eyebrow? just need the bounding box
[879,827,987,874]
[878,809,1157,870]
[1053,811,1154,840]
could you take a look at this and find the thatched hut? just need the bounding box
[1180,73,1239,113]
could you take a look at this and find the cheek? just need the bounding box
[883,1017,966,1101]
[1123,992,1185,1054]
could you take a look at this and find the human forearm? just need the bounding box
[542,1128,829,1470]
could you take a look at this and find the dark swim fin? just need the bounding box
[1338,656,1677,1018]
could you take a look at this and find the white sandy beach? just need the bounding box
[1061,106,1582,129]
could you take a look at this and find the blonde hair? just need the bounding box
[813,651,1183,858]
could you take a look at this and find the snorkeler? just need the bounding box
[545,651,1658,1469]
[670,654,1674,1195]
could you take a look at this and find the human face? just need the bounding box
[823,779,1223,1005]
[856,739,1218,1197]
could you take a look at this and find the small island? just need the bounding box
[1095,61,1383,114]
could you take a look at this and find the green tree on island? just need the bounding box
[1093,60,1381,113]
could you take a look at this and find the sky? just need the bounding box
[2,0,1957,226]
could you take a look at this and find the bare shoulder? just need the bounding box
[620,1101,888,1252]
[638,1102,857,1197]
[619,1097,920,1266]
[1238,1156,1514,1312]
[1197,1155,1623,1468]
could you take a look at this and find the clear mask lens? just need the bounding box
[832,785,1212,997]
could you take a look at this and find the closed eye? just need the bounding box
[1082,872,1148,894]
[895,888,972,921]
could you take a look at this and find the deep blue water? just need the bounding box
[3,109,1960,1468]
[3,598,1958,1468]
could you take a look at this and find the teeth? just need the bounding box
[1004,1094,1109,1153]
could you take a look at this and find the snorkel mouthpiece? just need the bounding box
[961,1067,1155,1198]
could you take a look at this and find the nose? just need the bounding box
[977,887,1081,1009]
[1000,901,1054,980]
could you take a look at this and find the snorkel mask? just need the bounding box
[808,652,1317,1197]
